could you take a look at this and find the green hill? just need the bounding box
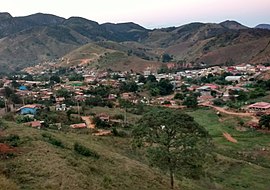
[1,108,270,189]
[0,122,172,190]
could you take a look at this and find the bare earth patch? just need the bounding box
[223,132,238,143]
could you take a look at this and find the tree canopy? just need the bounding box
[133,109,212,189]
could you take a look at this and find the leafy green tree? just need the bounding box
[56,88,70,98]
[162,54,173,63]
[147,75,157,83]
[158,79,174,96]
[50,75,61,83]
[120,81,138,92]
[10,94,22,104]
[183,94,198,108]
[3,87,13,98]
[11,80,20,88]
[138,75,146,84]
[259,115,270,129]
[68,74,84,81]
[174,93,185,100]
[0,99,5,108]
[133,109,212,189]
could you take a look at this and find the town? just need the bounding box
[1,62,270,134]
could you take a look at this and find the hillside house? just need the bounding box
[247,102,270,112]
[225,76,244,83]
[17,104,39,115]
[70,123,87,129]
[56,104,66,111]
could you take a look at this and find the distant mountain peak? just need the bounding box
[24,13,65,25]
[0,12,12,20]
[220,20,248,30]
[255,24,270,30]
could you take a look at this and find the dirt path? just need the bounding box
[223,132,238,143]
[200,103,259,123]
[81,116,95,129]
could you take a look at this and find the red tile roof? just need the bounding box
[247,102,270,109]
[70,123,87,129]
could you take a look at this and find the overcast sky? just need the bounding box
[1,0,270,28]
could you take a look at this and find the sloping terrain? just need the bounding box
[0,12,270,72]
[1,109,270,189]
[56,42,162,72]
[0,13,149,72]
[146,22,270,66]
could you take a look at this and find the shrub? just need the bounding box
[112,114,124,120]
[42,133,64,148]
[0,134,20,147]
[74,142,100,159]
[111,128,127,137]
[6,134,20,147]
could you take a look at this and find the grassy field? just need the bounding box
[0,121,173,190]
[0,108,270,189]
[187,108,270,190]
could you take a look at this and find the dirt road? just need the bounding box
[199,103,259,123]
[81,116,95,129]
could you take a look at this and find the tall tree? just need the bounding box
[259,115,270,129]
[133,109,212,189]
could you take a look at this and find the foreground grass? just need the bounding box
[0,122,173,190]
[187,108,270,190]
[1,107,270,189]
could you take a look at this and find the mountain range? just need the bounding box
[0,12,270,72]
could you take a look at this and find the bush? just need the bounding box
[6,134,20,147]
[74,142,100,159]
[111,128,128,137]
[112,114,124,120]
[0,134,20,147]
[16,116,34,123]
[42,133,64,148]
[2,113,15,121]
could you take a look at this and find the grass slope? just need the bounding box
[1,108,270,189]
[188,108,270,190]
[0,122,172,190]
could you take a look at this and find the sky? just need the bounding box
[1,0,270,29]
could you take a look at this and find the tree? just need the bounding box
[133,109,212,189]
[162,54,173,63]
[259,115,270,129]
[50,75,61,83]
[183,94,198,108]
[174,93,185,100]
[120,81,138,92]
[3,87,14,98]
[56,88,70,98]
[138,75,146,84]
[147,75,157,83]
[157,79,174,96]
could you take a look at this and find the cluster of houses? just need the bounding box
[1,62,270,131]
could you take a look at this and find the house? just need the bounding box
[24,121,43,129]
[17,104,39,115]
[56,104,66,111]
[97,113,110,122]
[19,86,28,91]
[247,102,270,112]
[225,76,244,83]
[55,97,65,103]
[70,123,87,129]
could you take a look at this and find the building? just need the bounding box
[17,104,39,115]
[247,102,270,112]
[225,76,244,83]
[70,123,87,129]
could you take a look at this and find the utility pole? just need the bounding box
[77,100,80,116]
[4,98,8,113]
[124,105,127,127]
